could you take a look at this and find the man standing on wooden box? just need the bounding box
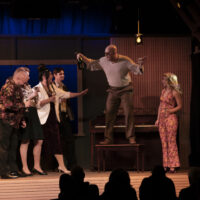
[76,44,145,144]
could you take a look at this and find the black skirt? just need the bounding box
[42,103,62,155]
[20,107,44,141]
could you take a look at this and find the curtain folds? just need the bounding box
[0,6,112,36]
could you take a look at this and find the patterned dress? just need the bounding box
[158,89,180,168]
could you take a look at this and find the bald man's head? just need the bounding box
[105,44,117,53]
[105,45,118,61]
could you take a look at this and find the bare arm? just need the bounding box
[77,53,102,71]
[155,105,161,126]
[39,95,55,107]
[169,90,182,113]
[69,89,88,98]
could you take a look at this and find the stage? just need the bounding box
[0,170,189,200]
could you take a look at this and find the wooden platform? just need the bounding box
[0,170,189,200]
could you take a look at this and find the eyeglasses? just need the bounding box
[105,52,114,56]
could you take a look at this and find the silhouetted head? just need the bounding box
[58,174,76,200]
[59,174,74,192]
[71,165,85,183]
[152,165,166,178]
[109,168,130,187]
[188,167,200,186]
[88,184,99,199]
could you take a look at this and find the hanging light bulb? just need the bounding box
[136,35,142,43]
[136,8,143,45]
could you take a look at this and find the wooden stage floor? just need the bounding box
[0,170,189,200]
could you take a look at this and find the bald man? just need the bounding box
[77,44,145,145]
[0,68,29,179]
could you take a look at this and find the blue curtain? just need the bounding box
[0,5,112,36]
[0,65,78,133]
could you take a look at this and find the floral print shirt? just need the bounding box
[0,79,25,128]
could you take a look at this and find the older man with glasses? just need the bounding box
[0,67,30,179]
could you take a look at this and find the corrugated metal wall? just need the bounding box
[111,37,192,168]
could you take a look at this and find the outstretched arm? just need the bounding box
[54,84,88,99]
[39,95,55,107]
[77,53,93,65]
[69,89,88,98]
[77,53,102,71]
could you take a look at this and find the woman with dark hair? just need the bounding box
[155,73,182,173]
[35,65,88,174]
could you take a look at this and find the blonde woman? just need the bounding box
[155,73,182,173]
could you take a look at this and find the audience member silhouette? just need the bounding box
[70,165,90,199]
[100,168,138,200]
[71,165,99,200]
[58,173,76,200]
[139,165,177,200]
[88,184,100,200]
[178,167,200,200]
[55,165,100,200]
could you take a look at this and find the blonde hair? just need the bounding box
[13,67,29,82]
[164,72,182,94]
[14,66,29,75]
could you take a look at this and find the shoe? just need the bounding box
[13,171,27,178]
[21,170,33,177]
[32,168,47,175]
[129,138,136,144]
[57,168,70,174]
[99,139,113,145]
[1,172,19,179]
[9,171,20,177]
